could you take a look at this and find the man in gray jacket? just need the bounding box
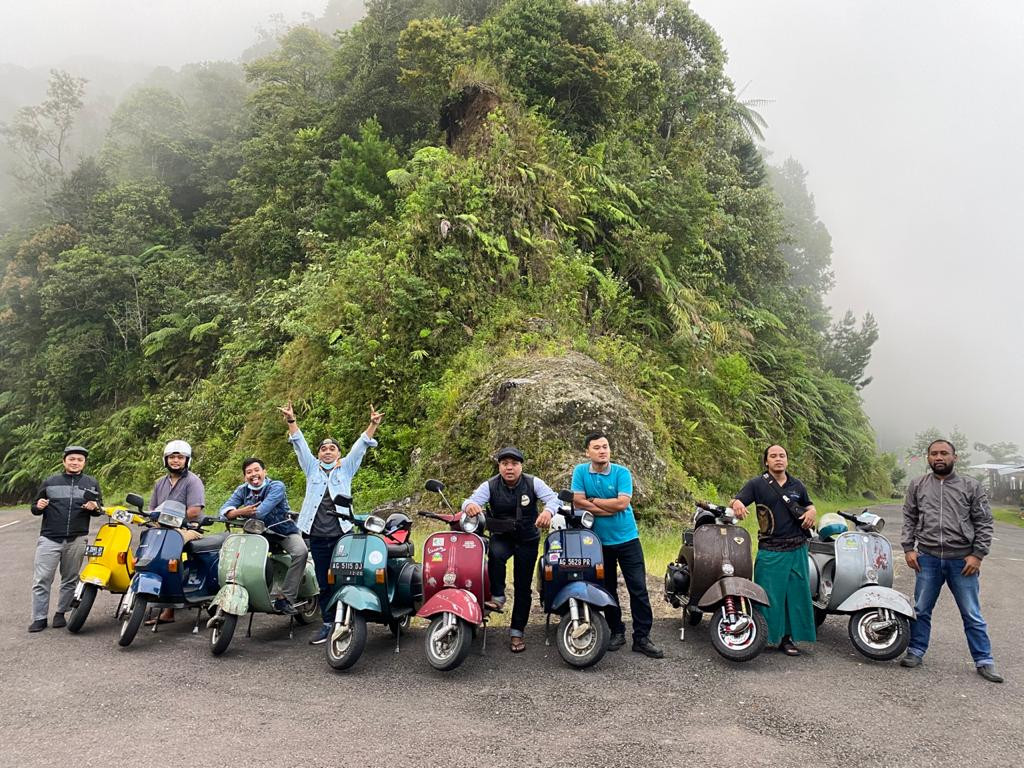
[900,439,1002,682]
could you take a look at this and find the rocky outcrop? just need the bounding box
[428,351,668,506]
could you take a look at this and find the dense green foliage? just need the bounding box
[0,0,887,506]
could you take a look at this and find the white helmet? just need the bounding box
[163,440,193,470]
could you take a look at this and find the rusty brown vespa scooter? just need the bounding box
[664,500,769,662]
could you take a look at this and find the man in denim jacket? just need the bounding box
[900,438,1002,682]
[279,402,382,644]
[220,457,308,615]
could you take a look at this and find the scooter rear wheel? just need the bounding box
[813,607,828,628]
[118,596,147,647]
[210,613,238,656]
[556,610,609,669]
[293,599,320,626]
[709,603,767,662]
[424,614,472,671]
[326,611,367,671]
[66,583,98,634]
[848,608,910,661]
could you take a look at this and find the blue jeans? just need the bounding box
[908,552,994,666]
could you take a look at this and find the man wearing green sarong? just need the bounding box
[730,444,817,656]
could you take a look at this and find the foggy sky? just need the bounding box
[691,0,1024,455]
[2,0,1021,456]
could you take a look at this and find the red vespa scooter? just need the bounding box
[417,479,492,671]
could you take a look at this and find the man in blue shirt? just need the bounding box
[571,432,663,658]
[279,402,382,644]
[220,457,308,615]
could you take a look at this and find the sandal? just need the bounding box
[510,637,526,653]
[484,600,504,612]
[144,617,175,626]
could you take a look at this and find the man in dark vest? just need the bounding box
[462,446,560,653]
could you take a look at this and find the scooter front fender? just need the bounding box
[335,585,382,613]
[835,585,915,618]
[551,581,617,613]
[79,562,113,589]
[211,583,250,616]
[132,571,164,599]
[416,589,482,624]
[697,576,770,609]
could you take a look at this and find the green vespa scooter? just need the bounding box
[207,516,319,655]
[324,495,422,671]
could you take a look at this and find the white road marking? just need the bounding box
[0,520,21,530]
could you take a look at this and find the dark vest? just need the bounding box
[487,474,538,537]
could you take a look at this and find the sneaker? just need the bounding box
[607,632,626,651]
[900,653,922,668]
[977,664,1004,683]
[309,623,331,645]
[273,598,298,615]
[28,619,47,633]
[632,637,665,658]
[52,612,67,629]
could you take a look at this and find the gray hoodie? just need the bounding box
[901,471,993,560]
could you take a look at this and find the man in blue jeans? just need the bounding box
[900,438,1002,682]
[571,432,663,658]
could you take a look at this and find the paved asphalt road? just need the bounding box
[1,504,1020,767]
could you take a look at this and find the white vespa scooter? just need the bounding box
[809,510,915,661]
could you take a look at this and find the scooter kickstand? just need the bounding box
[544,614,551,647]
[394,621,401,654]
[288,615,294,640]
[192,607,201,635]
[481,621,487,655]
[247,612,254,638]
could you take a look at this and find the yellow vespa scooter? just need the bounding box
[66,489,149,633]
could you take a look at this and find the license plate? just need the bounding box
[85,545,104,557]
[561,557,592,568]
[113,510,133,524]
[335,561,362,572]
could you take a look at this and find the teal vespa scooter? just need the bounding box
[206,515,320,656]
[324,495,422,671]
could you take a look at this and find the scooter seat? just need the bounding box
[808,539,835,555]
[386,541,414,558]
[187,533,226,554]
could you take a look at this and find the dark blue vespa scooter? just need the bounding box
[117,494,223,647]
[538,490,616,668]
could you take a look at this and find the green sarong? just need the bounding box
[754,544,816,645]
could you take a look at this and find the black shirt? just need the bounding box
[310,488,343,538]
[735,474,812,549]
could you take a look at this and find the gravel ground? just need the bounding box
[1,504,1020,767]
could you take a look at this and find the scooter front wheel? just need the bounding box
[118,596,147,647]
[709,603,767,662]
[210,613,238,656]
[424,614,472,671]
[556,610,609,669]
[66,583,98,634]
[848,608,910,661]
[326,610,367,671]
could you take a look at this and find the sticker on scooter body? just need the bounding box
[368,551,384,565]
[85,545,104,557]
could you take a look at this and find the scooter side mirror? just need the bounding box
[557,489,574,503]
[82,488,100,502]
[424,479,445,493]
[126,493,145,510]
[333,494,353,509]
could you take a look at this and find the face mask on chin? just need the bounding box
[319,461,336,472]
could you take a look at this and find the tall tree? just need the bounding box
[822,310,878,389]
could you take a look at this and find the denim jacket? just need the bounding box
[289,429,377,536]
[219,478,299,537]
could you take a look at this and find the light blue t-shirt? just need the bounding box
[570,462,639,546]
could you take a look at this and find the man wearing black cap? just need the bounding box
[462,446,560,652]
[28,445,103,632]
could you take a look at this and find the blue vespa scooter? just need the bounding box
[117,494,223,647]
[538,490,617,668]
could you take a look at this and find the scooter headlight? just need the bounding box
[364,515,386,534]
[158,512,183,528]
[460,512,484,534]
[580,511,595,529]
[242,518,266,535]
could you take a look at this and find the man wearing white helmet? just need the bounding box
[145,439,210,625]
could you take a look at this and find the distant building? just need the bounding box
[968,463,1024,504]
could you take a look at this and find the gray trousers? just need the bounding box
[278,533,308,603]
[32,535,86,621]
